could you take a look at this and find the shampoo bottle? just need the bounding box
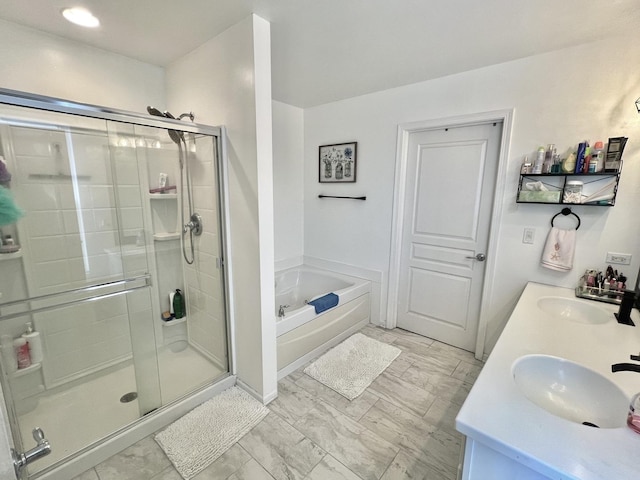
[22,322,43,364]
[173,289,185,319]
[14,337,31,369]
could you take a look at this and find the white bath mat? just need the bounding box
[304,332,401,400]
[155,386,269,479]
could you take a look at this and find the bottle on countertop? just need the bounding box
[627,393,640,434]
[532,146,545,174]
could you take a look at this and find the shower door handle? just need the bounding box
[12,428,51,478]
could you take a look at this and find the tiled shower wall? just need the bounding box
[182,138,227,369]
[7,125,145,388]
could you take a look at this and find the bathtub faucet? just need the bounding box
[278,304,290,318]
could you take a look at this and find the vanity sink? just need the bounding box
[512,354,628,428]
[537,296,612,324]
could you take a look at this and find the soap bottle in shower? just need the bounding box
[173,289,185,319]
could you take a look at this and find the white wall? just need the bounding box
[0,19,164,112]
[272,100,304,266]
[304,32,640,354]
[166,15,277,402]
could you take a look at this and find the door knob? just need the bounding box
[466,253,486,262]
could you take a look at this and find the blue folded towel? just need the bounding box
[308,293,339,314]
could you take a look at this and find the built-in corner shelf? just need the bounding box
[0,249,22,260]
[153,232,180,242]
[149,193,178,200]
[12,362,42,378]
[162,316,186,326]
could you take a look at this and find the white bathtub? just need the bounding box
[275,266,371,378]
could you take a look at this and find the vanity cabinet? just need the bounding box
[517,170,621,207]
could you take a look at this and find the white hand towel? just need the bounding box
[541,227,576,271]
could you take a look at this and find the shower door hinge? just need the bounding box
[216,257,224,269]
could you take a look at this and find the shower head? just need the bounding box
[146,106,165,117]
[146,105,183,145]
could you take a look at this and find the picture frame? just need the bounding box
[318,142,357,183]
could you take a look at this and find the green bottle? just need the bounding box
[172,289,185,319]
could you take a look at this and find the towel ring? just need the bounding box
[551,207,581,230]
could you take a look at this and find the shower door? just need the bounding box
[0,100,229,478]
[0,106,162,476]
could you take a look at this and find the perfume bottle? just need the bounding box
[628,393,640,434]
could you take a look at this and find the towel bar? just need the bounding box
[318,195,366,200]
[551,207,580,230]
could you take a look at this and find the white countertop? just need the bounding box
[456,282,640,480]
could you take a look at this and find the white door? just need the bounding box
[396,122,501,351]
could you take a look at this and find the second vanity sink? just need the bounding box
[537,296,612,324]
[512,354,628,428]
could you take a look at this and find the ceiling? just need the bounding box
[0,0,638,108]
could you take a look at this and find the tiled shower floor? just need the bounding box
[20,346,223,473]
[73,325,483,480]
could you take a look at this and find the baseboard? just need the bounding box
[236,379,278,405]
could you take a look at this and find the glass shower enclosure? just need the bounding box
[0,90,231,478]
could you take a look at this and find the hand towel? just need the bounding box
[541,227,576,271]
[308,293,339,314]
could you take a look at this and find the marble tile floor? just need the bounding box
[73,325,483,480]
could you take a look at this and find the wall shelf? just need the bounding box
[517,168,621,207]
[12,362,42,378]
[149,193,178,200]
[0,249,22,260]
[153,232,180,241]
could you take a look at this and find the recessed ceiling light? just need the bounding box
[61,7,100,28]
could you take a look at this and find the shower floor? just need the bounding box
[17,345,224,474]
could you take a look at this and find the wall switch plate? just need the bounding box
[523,228,535,244]
[606,252,632,265]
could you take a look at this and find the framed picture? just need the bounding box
[318,142,357,183]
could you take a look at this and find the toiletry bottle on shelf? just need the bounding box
[520,156,531,174]
[562,151,576,173]
[543,144,555,173]
[532,146,545,174]
[173,289,185,319]
[591,141,605,172]
[22,322,43,364]
[14,337,31,369]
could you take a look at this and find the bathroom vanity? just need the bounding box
[456,282,640,480]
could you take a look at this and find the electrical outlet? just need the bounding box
[605,252,632,265]
[523,228,535,244]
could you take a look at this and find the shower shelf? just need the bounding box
[12,362,41,378]
[153,233,180,241]
[149,193,178,200]
[0,249,22,260]
[162,317,187,326]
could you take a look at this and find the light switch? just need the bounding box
[523,228,535,244]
